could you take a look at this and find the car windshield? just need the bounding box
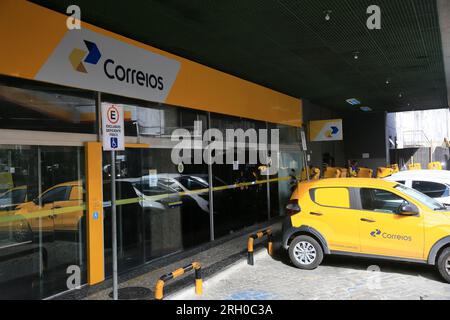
[0,188,26,204]
[395,184,447,211]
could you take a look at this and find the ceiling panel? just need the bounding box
[31,0,449,113]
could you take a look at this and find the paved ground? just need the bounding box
[169,248,450,300]
[79,221,281,300]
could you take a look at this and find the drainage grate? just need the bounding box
[108,287,152,300]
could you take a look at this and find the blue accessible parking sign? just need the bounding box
[110,137,118,149]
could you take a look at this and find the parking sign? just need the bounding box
[102,104,125,151]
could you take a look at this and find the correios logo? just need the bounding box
[69,40,101,73]
[370,229,412,241]
[370,229,381,237]
[69,39,165,91]
[325,126,339,138]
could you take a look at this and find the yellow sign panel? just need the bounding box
[309,119,343,141]
[0,0,302,127]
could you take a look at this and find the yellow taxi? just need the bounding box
[11,181,84,242]
[282,178,450,282]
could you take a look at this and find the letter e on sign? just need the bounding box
[102,104,125,151]
[108,106,120,124]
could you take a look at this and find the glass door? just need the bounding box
[270,148,304,218]
[103,148,145,276]
[0,145,86,299]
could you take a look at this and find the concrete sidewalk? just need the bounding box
[169,245,450,300]
[53,220,281,300]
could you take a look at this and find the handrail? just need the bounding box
[154,262,202,300]
[247,228,273,265]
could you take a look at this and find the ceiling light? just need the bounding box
[353,51,360,60]
[324,10,332,21]
[346,98,361,105]
[385,79,391,85]
[360,106,372,112]
[398,93,404,99]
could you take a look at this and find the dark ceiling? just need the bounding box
[31,0,449,114]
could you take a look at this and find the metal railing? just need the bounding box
[247,228,273,266]
[154,262,203,300]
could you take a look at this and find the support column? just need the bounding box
[85,141,104,285]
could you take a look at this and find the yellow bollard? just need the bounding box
[154,262,203,300]
[154,279,165,300]
[247,228,273,265]
[195,279,203,295]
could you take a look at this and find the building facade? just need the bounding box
[0,1,303,299]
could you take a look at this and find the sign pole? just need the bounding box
[111,149,118,300]
[102,103,124,301]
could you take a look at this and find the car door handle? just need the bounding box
[310,212,323,216]
[361,218,376,223]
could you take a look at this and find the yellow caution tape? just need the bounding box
[0,175,299,224]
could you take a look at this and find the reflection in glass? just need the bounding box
[102,148,211,276]
[270,150,303,218]
[0,146,86,299]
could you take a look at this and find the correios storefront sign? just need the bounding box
[1,0,302,127]
[36,28,181,103]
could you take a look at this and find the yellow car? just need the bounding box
[282,178,450,283]
[12,181,84,242]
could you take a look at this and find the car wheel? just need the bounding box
[289,235,323,270]
[437,247,450,283]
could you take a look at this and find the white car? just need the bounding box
[384,170,450,205]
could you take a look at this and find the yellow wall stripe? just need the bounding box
[0,0,67,79]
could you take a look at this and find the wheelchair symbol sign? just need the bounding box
[110,137,118,149]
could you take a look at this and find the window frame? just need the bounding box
[40,186,71,204]
[356,187,416,215]
[309,187,355,209]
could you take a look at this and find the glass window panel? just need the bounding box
[101,94,207,138]
[412,181,449,198]
[101,95,210,276]
[0,75,96,134]
[0,145,86,299]
[360,188,408,214]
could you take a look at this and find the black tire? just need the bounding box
[288,235,323,270]
[437,247,450,283]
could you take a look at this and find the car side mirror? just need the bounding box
[399,204,419,216]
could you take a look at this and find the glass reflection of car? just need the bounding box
[0,185,28,212]
[10,181,84,242]
[121,177,183,211]
[129,174,227,214]
[166,174,211,213]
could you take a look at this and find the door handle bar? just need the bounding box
[361,218,376,223]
